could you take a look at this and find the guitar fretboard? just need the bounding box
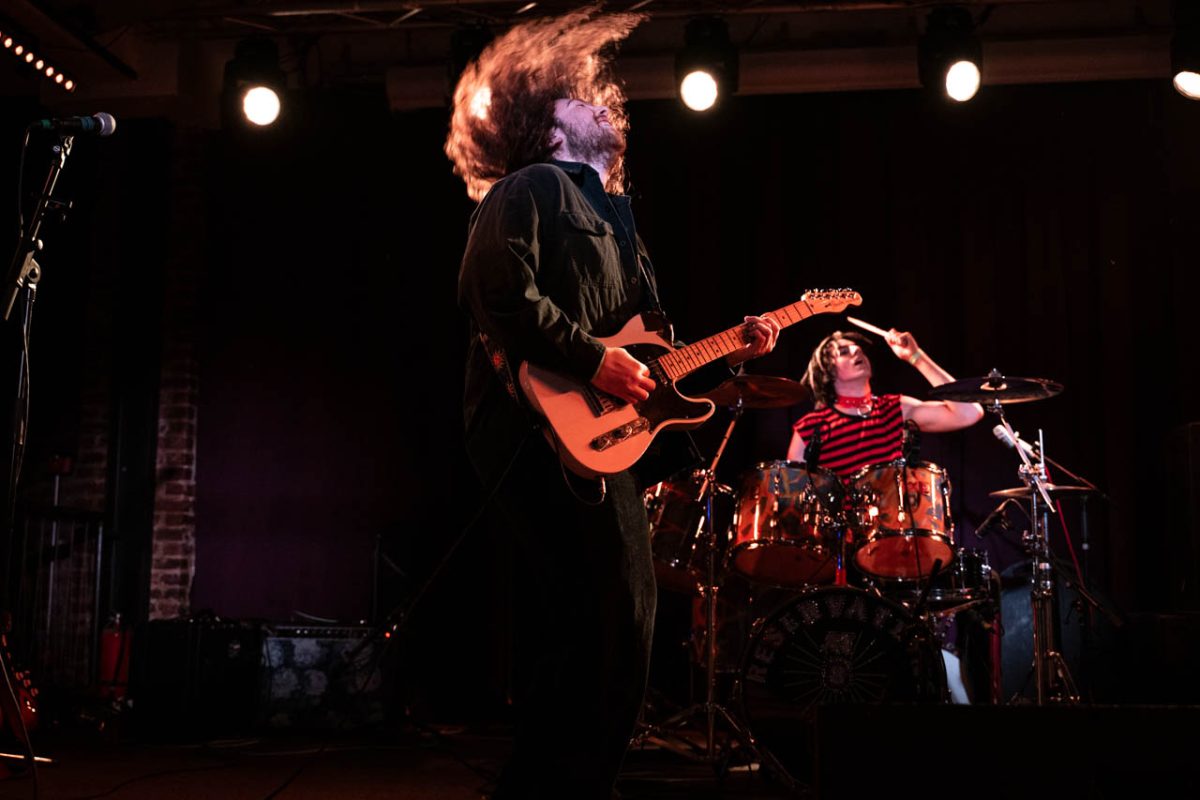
[657,295,847,381]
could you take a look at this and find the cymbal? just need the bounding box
[701,375,810,409]
[928,370,1063,404]
[990,484,1095,499]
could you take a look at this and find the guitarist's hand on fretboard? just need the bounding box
[725,313,783,367]
[591,346,656,403]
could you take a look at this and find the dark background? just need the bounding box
[4,77,1199,717]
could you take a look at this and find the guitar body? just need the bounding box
[519,315,715,478]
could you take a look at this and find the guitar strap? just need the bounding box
[478,331,521,404]
[478,331,606,503]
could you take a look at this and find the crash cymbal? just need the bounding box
[990,484,1095,499]
[928,369,1063,404]
[701,375,810,409]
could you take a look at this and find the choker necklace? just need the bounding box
[837,394,872,417]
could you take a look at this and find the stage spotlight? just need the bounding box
[222,36,287,128]
[242,85,281,126]
[1172,11,1200,100]
[918,6,982,103]
[675,16,738,112]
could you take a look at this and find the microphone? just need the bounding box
[805,428,823,472]
[992,424,1037,456]
[976,499,1012,537]
[902,420,921,463]
[31,112,117,137]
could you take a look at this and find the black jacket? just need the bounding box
[458,160,662,485]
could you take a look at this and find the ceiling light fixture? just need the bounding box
[675,16,738,112]
[1172,4,1200,100]
[222,36,288,128]
[918,6,983,103]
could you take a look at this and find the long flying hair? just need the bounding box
[444,6,644,202]
[802,331,872,409]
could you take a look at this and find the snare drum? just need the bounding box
[850,459,955,580]
[727,460,843,587]
[644,470,734,594]
[879,547,995,613]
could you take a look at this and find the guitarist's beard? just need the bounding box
[560,122,625,173]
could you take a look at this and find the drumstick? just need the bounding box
[845,316,892,339]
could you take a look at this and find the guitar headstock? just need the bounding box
[800,288,863,313]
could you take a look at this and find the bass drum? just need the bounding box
[736,587,947,791]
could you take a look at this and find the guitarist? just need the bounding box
[446,9,780,800]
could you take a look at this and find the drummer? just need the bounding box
[787,328,984,478]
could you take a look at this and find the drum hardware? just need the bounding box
[909,557,945,619]
[634,398,763,772]
[945,370,1078,704]
[986,484,1119,703]
[988,421,1118,703]
[989,483,1107,588]
[644,472,734,595]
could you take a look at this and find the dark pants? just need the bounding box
[485,438,657,800]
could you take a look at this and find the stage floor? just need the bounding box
[0,722,790,800]
[2,704,1198,799]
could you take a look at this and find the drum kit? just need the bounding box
[635,368,1094,792]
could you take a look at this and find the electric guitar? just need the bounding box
[518,288,862,477]
[0,633,38,735]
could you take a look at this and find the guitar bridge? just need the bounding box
[583,386,622,417]
[590,417,650,452]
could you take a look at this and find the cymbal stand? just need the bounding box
[993,409,1080,705]
[634,400,761,772]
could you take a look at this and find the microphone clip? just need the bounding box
[976,498,1014,538]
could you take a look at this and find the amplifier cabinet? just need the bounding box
[259,624,384,730]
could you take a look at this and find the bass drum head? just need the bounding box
[736,587,947,790]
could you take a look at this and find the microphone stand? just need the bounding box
[0,132,74,775]
[4,136,73,526]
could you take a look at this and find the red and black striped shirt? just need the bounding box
[791,394,905,481]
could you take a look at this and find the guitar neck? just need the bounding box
[657,299,823,381]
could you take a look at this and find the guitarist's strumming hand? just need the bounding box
[592,346,656,403]
[726,313,782,367]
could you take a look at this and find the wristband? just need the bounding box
[907,349,923,366]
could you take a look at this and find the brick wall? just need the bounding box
[148,126,204,621]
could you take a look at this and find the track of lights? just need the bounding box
[9,10,1199,116]
[1,27,76,92]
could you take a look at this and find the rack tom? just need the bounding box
[727,460,843,587]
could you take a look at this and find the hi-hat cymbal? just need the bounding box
[928,369,1063,404]
[990,484,1095,499]
[701,375,810,409]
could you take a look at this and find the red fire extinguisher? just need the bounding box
[98,613,131,701]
